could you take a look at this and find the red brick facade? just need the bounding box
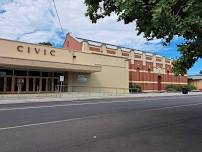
[63,33,82,52]
[64,34,188,92]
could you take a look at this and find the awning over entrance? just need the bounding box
[0,57,101,73]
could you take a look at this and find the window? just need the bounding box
[54,72,64,78]
[0,69,13,76]
[137,68,140,81]
[148,69,151,81]
[29,71,40,76]
[14,70,27,76]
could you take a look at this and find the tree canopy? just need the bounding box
[39,42,53,46]
[85,0,202,75]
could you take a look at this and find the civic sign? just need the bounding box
[17,45,56,56]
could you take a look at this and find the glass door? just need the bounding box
[48,78,52,92]
[6,77,12,92]
[29,78,34,92]
[34,78,40,92]
[42,78,47,92]
[0,77,4,92]
[14,77,26,93]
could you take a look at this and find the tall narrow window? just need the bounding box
[148,69,151,81]
[167,70,170,82]
[137,68,140,81]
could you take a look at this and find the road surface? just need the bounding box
[0,95,202,152]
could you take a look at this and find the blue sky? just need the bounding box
[0,0,201,75]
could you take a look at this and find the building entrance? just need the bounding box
[0,68,65,94]
[158,76,162,91]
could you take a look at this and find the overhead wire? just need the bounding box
[52,0,65,36]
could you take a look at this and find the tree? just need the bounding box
[85,0,202,75]
[200,70,202,75]
[39,42,53,46]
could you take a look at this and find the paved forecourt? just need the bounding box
[0,92,202,105]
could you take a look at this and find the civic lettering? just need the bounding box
[28,46,31,54]
[50,50,56,56]
[34,48,40,54]
[44,49,47,55]
[16,45,56,57]
[17,45,24,52]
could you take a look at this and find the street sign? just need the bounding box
[60,76,64,82]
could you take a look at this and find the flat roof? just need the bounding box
[188,75,202,80]
[76,37,170,59]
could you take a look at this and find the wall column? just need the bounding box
[162,57,166,74]
[101,44,107,54]
[142,53,146,66]
[52,72,54,92]
[26,71,29,92]
[130,51,135,64]
[39,71,42,92]
[33,78,36,92]
[46,79,48,92]
[117,48,122,57]
[68,72,73,92]
[11,70,15,93]
[82,41,90,53]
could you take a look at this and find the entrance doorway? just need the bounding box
[34,78,40,92]
[158,76,162,91]
[14,78,27,92]
[42,78,47,92]
[0,68,65,94]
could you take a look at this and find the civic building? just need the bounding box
[64,33,187,92]
[0,33,187,94]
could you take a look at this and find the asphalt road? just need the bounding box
[1,95,202,152]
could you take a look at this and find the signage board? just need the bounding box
[60,76,64,82]
[78,75,88,83]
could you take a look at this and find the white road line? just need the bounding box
[146,102,202,111]
[0,95,201,111]
[0,115,101,131]
[1,102,202,131]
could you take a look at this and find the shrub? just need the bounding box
[165,84,197,92]
[166,87,177,92]
[129,84,142,93]
[184,84,197,91]
[165,84,181,92]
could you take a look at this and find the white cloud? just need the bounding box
[0,0,199,74]
[0,0,170,52]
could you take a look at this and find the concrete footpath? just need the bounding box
[0,92,202,105]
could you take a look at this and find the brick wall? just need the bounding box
[63,34,188,92]
[63,33,82,52]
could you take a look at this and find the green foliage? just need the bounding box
[85,0,202,75]
[129,84,142,93]
[165,84,197,92]
[200,70,202,75]
[39,42,53,46]
[165,84,182,91]
[185,84,197,91]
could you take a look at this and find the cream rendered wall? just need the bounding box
[0,39,73,64]
[189,80,202,90]
[69,52,129,93]
[0,39,129,93]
